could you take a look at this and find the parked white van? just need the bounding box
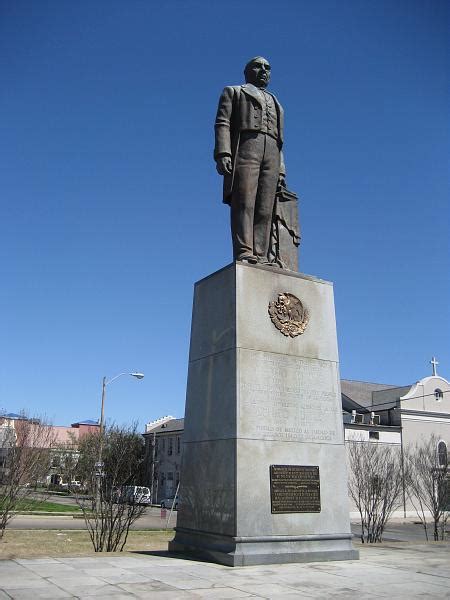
[119,486,152,505]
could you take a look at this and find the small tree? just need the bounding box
[405,435,449,541]
[0,413,56,536]
[75,423,146,552]
[347,440,405,543]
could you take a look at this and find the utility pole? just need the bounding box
[150,432,156,504]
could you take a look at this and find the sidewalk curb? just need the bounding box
[11,512,82,517]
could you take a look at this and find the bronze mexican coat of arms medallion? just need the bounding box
[268,292,309,338]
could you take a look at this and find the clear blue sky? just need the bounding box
[1,0,448,429]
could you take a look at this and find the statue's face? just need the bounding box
[245,58,271,88]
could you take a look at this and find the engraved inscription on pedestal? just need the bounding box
[270,465,321,513]
[239,351,343,444]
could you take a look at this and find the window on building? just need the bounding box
[168,437,173,456]
[160,472,165,486]
[438,441,448,468]
[168,472,173,481]
[369,431,380,441]
[434,389,444,402]
[154,439,158,458]
[177,436,181,454]
[161,438,165,453]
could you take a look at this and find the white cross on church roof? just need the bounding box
[430,356,439,376]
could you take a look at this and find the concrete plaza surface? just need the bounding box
[0,542,449,599]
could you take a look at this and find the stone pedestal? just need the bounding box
[169,262,358,566]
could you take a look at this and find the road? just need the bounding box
[9,506,177,530]
[8,517,435,543]
[11,495,445,541]
[351,521,436,543]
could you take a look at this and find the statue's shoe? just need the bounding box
[237,255,257,264]
[257,258,276,267]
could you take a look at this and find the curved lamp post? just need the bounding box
[100,372,145,434]
[95,371,144,505]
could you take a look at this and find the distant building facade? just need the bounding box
[342,372,450,517]
[145,368,449,516]
[0,414,99,486]
[47,419,100,485]
[143,416,184,503]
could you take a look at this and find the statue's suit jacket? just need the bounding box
[214,83,285,205]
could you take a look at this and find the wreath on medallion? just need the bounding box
[268,292,309,338]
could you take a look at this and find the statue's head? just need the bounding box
[244,56,271,88]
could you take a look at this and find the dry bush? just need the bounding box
[347,440,405,543]
[405,434,449,541]
[75,423,147,552]
[0,413,56,535]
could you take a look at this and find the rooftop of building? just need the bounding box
[340,379,404,409]
[144,417,185,434]
[0,412,29,420]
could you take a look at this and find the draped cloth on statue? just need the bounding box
[268,186,301,271]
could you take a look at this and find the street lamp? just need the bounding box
[94,371,144,508]
[100,372,145,434]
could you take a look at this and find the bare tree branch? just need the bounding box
[0,413,56,536]
[347,439,405,543]
[405,435,449,541]
[74,423,147,552]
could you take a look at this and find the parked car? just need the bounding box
[160,496,181,510]
[60,480,82,491]
[115,486,152,505]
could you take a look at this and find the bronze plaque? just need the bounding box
[270,465,321,513]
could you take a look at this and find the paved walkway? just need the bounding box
[0,542,449,599]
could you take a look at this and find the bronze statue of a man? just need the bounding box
[214,57,285,264]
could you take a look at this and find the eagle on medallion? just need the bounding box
[268,292,309,338]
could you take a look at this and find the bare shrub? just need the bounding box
[0,414,56,536]
[405,435,449,541]
[347,440,405,543]
[75,423,147,552]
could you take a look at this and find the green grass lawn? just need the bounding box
[0,498,80,513]
[0,529,174,558]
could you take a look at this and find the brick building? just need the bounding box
[0,414,99,485]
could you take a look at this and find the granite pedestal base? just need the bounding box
[170,529,357,567]
[170,262,358,566]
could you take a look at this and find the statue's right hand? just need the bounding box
[216,156,232,176]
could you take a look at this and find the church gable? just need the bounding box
[400,375,450,414]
